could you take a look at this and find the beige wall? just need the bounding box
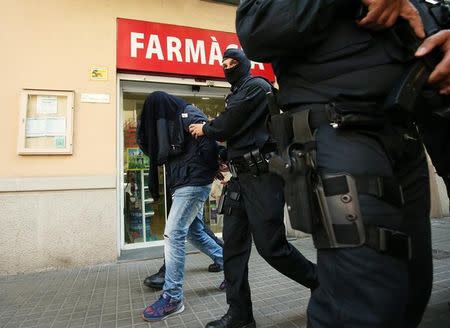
[0,0,237,274]
[0,0,236,178]
[0,188,117,275]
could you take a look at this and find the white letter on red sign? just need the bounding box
[146,35,164,60]
[251,61,265,70]
[131,32,144,58]
[167,37,182,62]
[209,37,222,66]
[185,39,206,64]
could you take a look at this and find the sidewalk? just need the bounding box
[1,219,449,328]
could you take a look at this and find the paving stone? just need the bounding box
[1,219,449,327]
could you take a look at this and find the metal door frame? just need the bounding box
[117,73,229,252]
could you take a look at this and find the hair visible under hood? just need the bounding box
[137,91,188,200]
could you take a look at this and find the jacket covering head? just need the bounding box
[137,91,187,199]
[137,91,218,200]
[222,48,251,85]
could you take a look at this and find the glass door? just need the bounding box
[123,101,166,244]
[121,79,229,248]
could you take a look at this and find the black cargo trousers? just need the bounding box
[222,171,318,319]
[306,124,432,328]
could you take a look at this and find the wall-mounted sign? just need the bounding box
[18,90,74,155]
[116,18,275,81]
[36,96,58,114]
[90,66,108,81]
[80,93,110,103]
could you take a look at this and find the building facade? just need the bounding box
[1,0,448,275]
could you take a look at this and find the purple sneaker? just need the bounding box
[219,279,226,291]
[142,293,185,321]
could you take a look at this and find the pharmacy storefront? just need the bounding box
[116,18,274,252]
[0,0,447,275]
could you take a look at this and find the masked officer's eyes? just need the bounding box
[222,59,238,70]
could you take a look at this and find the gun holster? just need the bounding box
[312,172,411,259]
[216,181,242,216]
[268,108,319,234]
[216,185,227,215]
[313,173,365,248]
[281,145,318,234]
[266,97,412,259]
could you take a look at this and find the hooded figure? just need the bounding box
[222,48,251,87]
[137,91,187,200]
[137,91,218,200]
[138,93,223,323]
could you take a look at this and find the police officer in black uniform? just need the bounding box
[236,0,450,327]
[190,48,318,328]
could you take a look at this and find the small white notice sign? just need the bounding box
[25,117,66,137]
[46,117,66,136]
[37,96,58,114]
[80,93,110,103]
[26,118,47,137]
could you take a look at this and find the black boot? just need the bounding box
[208,262,223,272]
[143,264,165,289]
[205,311,255,328]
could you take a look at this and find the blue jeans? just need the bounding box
[163,184,223,301]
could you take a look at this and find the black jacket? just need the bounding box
[203,76,273,159]
[166,104,219,193]
[137,92,218,198]
[236,0,450,186]
[236,0,410,107]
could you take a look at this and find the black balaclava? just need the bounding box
[222,48,251,86]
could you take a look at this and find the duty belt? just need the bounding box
[228,148,275,177]
[288,102,387,130]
